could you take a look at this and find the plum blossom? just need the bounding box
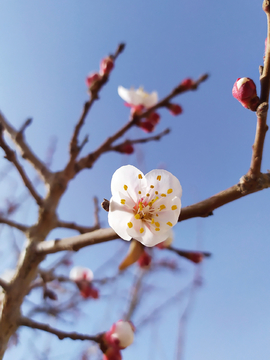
[118,86,158,109]
[108,165,182,247]
[69,266,99,299]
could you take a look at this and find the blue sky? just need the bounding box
[0,1,269,360]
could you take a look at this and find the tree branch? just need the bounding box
[65,44,126,174]
[0,127,44,206]
[35,172,270,256]
[19,316,101,342]
[110,128,170,153]
[0,113,51,182]
[0,216,28,232]
[75,75,208,173]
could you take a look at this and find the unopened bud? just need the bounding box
[108,320,135,349]
[86,72,101,92]
[100,57,114,75]
[232,77,260,111]
[167,103,183,116]
[147,112,160,125]
[181,78,193,90]
[117,142,134,155]
[137,251,152,268]
[138,120,155,133]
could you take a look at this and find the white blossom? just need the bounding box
[108,165,182,247]
[110,320,135,348]
[69,266,93,282]
[118,86,158,108]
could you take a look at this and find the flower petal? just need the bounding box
[118,86,133,104]
[108,200,134,240]
[143,91,158,108]
[110,165,147,202]
[144,169,182,198]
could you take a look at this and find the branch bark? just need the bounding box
[19,316,101,342]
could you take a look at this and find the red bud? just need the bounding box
[100,57,114,75]
[232,77,260,111]
[167,103,183,116]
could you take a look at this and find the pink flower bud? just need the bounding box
[147,112,160,125]
[103,347,122,360]
[184,251,203,264]
[167,103,183,116]
[232,78,260,111]
[100,57,114,75]
[137,251,152,267]
[181,78,193,90]
[86,72,101,91]
[138,120,155,133]
[105,320,135,350]
[117,142,134,155]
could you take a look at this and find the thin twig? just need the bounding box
[66,44,126,173]
[19,316,101,342]
[110,128,170,153]
[0,113,51,182]
[0,216,28,232]
[124,268,147,321]
[0,128,44,206]
[75,75,208,173]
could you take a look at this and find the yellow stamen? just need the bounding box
[135,214,141,220]
[167,221,173,226]
[140,228,144,233]
[156,214,159,217]
[127,222,133,228]
[120,199,126,204]
[150,185,154,189]
[160,204,166,210]
[138,191,141,194]
[155,228,160,231]
[161,193,166,197]
[151,218,155,224]
[138,174,143,179]
[167,189,173,194]
[155,191,158,195]
[171,205,177,210]
[155,222,160,227]
[146,193,150,197]
[139,202,143,211]
[124,185,128,190]
[157,175,161,181]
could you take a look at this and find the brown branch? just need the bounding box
[56,196,100,234]
[75,75,208,173]
[0,128,44,206]
[248,103,269,179]
[56,221,99,234]
[19,316,101,342]
[110,128,171,153]
[179,172,270,221]
[0,113,51,182]
[247,6,270,179]
[66,44,125,173]
[168,246,211,259]
[36,173,270,256]
[35,228,120,255]
[0,216,28,232]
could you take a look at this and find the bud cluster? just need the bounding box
[69,266,99,299]
[86,56,114,93]
[101,320,135,360]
